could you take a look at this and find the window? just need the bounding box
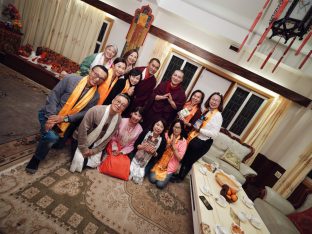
[222,86,266,137]
[160,53,200,91]
[93,19,112,53]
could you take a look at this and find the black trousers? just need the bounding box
[179,137,213,178]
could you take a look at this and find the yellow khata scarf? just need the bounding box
[151,134,180,181]
[121,79,131,94]
[97,68,118,105]
[58,76,96,137]
[187,109,219,142]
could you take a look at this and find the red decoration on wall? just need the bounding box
[124,5,154,53]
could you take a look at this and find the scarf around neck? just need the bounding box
[58,76,96,137]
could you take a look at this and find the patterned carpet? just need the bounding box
[0,139,193,234]
[0,63,48,144]
[0,63,194,234]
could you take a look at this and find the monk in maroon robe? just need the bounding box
[124,58,161,116]
[142,70,186,130]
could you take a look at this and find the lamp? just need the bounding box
[270,0,312,43]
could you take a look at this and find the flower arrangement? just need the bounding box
[2,4,22,33]
[36,47,80,74]
[18,44,33,57]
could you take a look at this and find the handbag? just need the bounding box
[98,141,130,180]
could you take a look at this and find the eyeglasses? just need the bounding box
[91,70,106,81]
[114,99,128,108]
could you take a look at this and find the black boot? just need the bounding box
[25,156,40,174]
[170,165,188,183]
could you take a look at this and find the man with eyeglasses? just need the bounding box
[25,65,108,174]
[70,93,131,172]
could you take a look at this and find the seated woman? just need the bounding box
[103,68,142,105]
[123,49,139,74]
[107,107,143,156]
[129,119,166,184]
[97,57,127,105]
[149,119,187,189]
[178,89,204,134]
[80,44,118,76]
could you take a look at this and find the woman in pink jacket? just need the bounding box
[108,107,144,156]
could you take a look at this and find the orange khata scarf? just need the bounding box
[97,68,118,105]
[121,79,131,94]
[58,76,96,137]
[182,101,199,123]
[151,134,180,181]
[187,109,219,142]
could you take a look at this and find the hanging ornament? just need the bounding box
[272,36,296,73]
[247,0,289,62]
[261,37,281,69]
[239,0,271,52]
[295,30,312,56]
[298,50,312,69]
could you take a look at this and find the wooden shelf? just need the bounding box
[0,53,60,89]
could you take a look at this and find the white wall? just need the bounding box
[191,69,232,107]
[104,16,128,57]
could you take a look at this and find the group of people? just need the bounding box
[25,44,224,189]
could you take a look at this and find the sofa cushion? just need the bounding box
[254,198,299,234]
[220,149,240,170]
[205,145,225,159]
[287,208,312,234]
[263,186,295,215]
[228,141,251,162]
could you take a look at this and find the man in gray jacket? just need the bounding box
[70,93,130,172]
[26,65,108,174]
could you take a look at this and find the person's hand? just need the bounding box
[138,142,147,150]
[146,145,156,154]
[155,94,169,100]
[193,125,200,132]
[127,86,135,96]
[82,149,93,157]
[44,122,55,131]
[47,115,64,124]
[167,93,173,102]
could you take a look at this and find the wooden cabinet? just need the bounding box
[0,27,22,53]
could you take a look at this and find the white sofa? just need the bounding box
[200,128,257,184]
[254,186,312,234]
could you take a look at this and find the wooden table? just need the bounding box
[190,162,270,234]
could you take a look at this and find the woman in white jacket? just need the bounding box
[171,92,224,182]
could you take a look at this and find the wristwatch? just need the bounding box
[63,115,69,123]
